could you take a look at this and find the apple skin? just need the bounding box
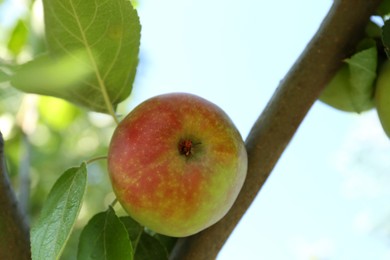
[107,93,247,237]
[375,60,390,138]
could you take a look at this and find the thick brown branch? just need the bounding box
[0,132,31,259]
[170,0,383,259]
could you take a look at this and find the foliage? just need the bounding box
[11,0,141,115]
[31,164,87,260]
[320,5,390,138]
[78,207,133,260]
[0,0,179,258]
[0,0,170,258]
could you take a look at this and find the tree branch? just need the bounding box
[0,132,31,259]
[169,0,383,259]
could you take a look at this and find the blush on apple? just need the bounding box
[107,93,247,237]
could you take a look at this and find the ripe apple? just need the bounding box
[375,60,390,138]
[107,93,248,237]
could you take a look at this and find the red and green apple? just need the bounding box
[107,93,247,237]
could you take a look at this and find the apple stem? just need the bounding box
[85,155,108,164]
[110,198,118,208]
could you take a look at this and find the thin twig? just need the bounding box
[85,155,108,165]
[169,0,383,259]
[18,133,31,224]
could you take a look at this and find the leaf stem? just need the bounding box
[110,198,118,208]
[133,225,144,255]
[85,155,107,165]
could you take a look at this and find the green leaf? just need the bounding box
[382,19,390,58]
[153,234,177,256]
[119,216,176,257]
[31,163,87,260]
[0,69,10,83]
[355,38,376,52]
[78,207,133,260]
[131,0,139,7]
[365,21,381,39]
[135,233,169,260]
[378,0,390,17]
[38,96,80,130]
[7,19,28,56]
[0,62,16,83]
[119,216,143,249]
[40,0,141,113]
[11,51,94,97]
[319,65,355,112]
[345,46,377,113]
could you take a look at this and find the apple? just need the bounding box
[107,93,248,237]
[375,60,390,138]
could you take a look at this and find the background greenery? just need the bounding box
[0,1,124,258]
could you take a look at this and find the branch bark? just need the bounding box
[0,132,31,259]
[170,0,383,259]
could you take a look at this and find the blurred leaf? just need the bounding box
[378,0,390,16]
[119,216,143,249]
[365,21,381,39]
[11,51,94,96]
[131,0,139,8]
[0,62,16,83]
[345,46,377,113]
[135,232,168,260]
[153,234,177,256]
[41,0,141,113]
[31,163,87,260]
[0,69,10,83]
[78,207,133,260]
[382,19,390,58]
[356,38,376,52]
[7,19,28,56]
[38,96,80,130]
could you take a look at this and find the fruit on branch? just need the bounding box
[107,93,247,237]
[375,60,390,138]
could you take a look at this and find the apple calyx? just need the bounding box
[178,139,192,156]
[179,139,201,157]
